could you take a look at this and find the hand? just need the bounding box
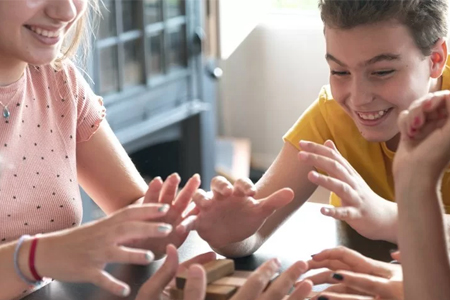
[137,247,312,300]
[298,140,395,241]
[36,204,174,297]
[130,173,201,259]
[136,244,216,300]
[394,91,450,181]
[183,176,294,249]
[230,258,312,300]
[305,246,403,300]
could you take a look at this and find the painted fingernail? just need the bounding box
[145,251,154,262]
[158,204,170,212]
[158,224,173,232]
[122,286,130,297]
[413,116,421,127]
[332,273,344,281]
[318,297,329,300]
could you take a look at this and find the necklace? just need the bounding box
[0,84,21,120]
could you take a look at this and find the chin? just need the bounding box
[359,130,396,143]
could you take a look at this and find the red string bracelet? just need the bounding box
[29,236,43,281]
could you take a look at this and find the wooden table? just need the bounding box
[23,203,396,300]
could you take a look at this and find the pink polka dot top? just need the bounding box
[0,60,105,245]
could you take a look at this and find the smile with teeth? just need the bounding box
[356,109,390,120]
[27,26,61,38]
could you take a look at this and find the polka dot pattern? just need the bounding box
[0,61,105,245]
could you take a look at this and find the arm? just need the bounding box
[211,142,318,257]
[77,120,148,214]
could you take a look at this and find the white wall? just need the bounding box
[218,12,329,169]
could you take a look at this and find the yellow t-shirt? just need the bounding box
[284,64,450,213]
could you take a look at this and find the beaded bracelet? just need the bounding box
[14,235,43,286]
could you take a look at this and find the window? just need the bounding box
[271,0,318,11]
[94,0,188,98]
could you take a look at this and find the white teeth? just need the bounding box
[357,109,389,120]
[29,26,59,38]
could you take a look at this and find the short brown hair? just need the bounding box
[319,0,448,56]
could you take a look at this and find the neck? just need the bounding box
[386,76,444,152]
[0,56,27,86]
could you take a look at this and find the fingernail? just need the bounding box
[145,251,154,262]
[310,171,319,179]
[311,253,317,258]
[322,207,331,215]
[158,204,170,212]
[413,116,421,127]
[158,224,172,232]
[188,265,203,278]
[273,258,281,268]
[193,173,200,180]
[318,297,329,300]
[122,286,130,297]
[332,273,344,281]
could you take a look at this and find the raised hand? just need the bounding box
[298,140,396,241]
[304,246,403,300]
[183,176,294,250]
[130,173,201,258]
[36,204,174,297]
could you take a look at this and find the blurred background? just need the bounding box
[82,0,330,221]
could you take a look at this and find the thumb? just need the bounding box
[258,188,294,215]
[135,244,179,300]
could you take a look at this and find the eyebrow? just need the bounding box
[325,53,401,67]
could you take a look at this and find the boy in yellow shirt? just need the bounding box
[180,0,450,256]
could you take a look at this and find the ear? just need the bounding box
[430,38,447,78]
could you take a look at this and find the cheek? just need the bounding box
[75,0,88,15]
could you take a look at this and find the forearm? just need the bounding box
[370,199,399,243]
[0,239,36,300]
[212,233,264,258]
[396,176,450,300]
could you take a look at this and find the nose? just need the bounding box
[349,76,374,108]
[45,0,79,23]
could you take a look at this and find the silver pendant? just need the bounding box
[3,106,10,119]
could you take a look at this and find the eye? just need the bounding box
[372,70,395,76]
[331,70,350,76]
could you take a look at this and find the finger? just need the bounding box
[258,188,294,215]
[230,258,280,299]
[310,247,392,278]
[288,279,313,299]
[409,118,443,140]
[136,244,179,300]
[192,189,213,210]
[397,110,411,140]
[233,178,256,197]
[304,270,338,285]
[143,177,163,204]
[422,90,450,113]
[307,259,351,272]
[327,271,394,299]
[298,151,354,185]
[312,292,375,300]
[110,221,173,244]
[308,171,360,206]
[182,201,200,219]
[299,140,354,176]
[160,173,181,204]
[90,270,131,297]
[183,264,207,300]
[176,215,197,235]
[107,246,154,265]
[211,176,233,198]
[320,206,361,222]
[179,251,217,273]
[263,261,308,300]
[107,204,170,224]
[390,251,401,262]
[173,174,201,212]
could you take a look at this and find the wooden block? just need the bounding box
[168,285,237,300]
[212,276,247,287]
[176,259,235,289]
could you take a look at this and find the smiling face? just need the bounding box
[325,20,443,145]
[0,0,87,67]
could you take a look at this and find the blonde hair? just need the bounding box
[53,0,101,69]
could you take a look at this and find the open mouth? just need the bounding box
[24,25,61,39]
[355,108,393,125]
